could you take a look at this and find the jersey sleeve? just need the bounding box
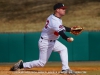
[51,20,65,32]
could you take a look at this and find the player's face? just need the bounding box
[58,8,66,16]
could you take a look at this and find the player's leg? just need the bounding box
[23,39,54,68]
[53,40,69,70]
[10,39,54,71]
[53,40,76,74]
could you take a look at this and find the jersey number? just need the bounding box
[45,20,49,29]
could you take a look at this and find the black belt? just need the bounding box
[41,37,55,42]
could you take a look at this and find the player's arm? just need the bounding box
[59,30,72,42]
[64,26,71,32]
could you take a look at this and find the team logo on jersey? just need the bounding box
[59,25,64,29]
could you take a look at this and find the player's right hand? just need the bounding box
[67,37,73,42]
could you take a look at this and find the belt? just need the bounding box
[41,37,55,42]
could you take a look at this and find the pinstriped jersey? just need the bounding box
[41,14,65,40]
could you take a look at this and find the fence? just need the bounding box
[0,31,100,62]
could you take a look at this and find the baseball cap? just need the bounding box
[53,3,67,10]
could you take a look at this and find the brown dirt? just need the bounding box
[0,66,99,75]
[0,62,100,75]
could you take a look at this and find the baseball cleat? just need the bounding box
[60,69,77,75]
[10,60,23,71]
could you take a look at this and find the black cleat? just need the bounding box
[10,60,23,71]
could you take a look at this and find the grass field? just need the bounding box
[0,2,100,32]
[0,62,100,75]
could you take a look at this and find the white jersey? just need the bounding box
[41,14,65,40]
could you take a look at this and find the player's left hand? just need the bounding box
[70,26,83,35]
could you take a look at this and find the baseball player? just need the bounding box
[10,3,77,74]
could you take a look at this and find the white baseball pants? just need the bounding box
[23,37,70,70]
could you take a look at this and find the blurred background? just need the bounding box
[0,0,100,32]
[0,0,100,63]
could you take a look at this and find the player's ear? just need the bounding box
[55,8,59,12]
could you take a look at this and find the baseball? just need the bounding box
[70,37,74,41]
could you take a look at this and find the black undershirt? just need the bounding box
[64,26,71,32]
[58,26,71,41]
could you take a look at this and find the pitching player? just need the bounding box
[10,3,76,74]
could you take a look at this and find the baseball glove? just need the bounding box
[70,26,83,35]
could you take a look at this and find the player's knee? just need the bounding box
[39,60,46,67]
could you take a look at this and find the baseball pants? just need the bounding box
[23,37,70,70]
